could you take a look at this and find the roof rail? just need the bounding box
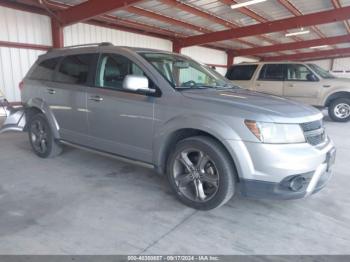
[48,42,113,52]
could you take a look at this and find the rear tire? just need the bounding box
[28,113,62,158]
[328,98,350,122]
[167,136,236,210]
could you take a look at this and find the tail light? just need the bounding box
[19,81,24,91]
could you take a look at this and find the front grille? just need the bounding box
[300,120,322,132]
[300,120,326,146]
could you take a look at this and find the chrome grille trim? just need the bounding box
[300,120,326,146]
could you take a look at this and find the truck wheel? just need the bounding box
[28,113,62,158]
[328,98,350,122]
[167,136,236,210]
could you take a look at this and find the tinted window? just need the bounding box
[30,57,60,81]
[226,65,258,80]
[286,64,313,81]
[97,53,146,90]
[55,54,94,84]
[259,64,285,81]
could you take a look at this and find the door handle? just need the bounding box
[89,95,104,102]
[323,85,331,88]
[256,83,261,87]
[288,84,294,87]
[47,88,56,94]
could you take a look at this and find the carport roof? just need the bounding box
[4,0,350,61]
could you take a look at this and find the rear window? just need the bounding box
[55,54,95,85]
[226,65,258,80]
[30,57,61,81]
[258,64,285,81]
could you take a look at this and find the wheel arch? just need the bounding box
[324,91,350,107]
[154,127,239,181]
[24,98,60,139]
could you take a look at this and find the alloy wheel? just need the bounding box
[172,149,219,202]
[30,119,48,154]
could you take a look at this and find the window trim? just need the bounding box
[92,52,162,97]
[52,53,98,86]
[226,64,258,81]
[257,64,286,82]
[29,56,63,82]
[285,64,320,82]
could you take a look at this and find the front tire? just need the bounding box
[328,98,350,122]
[167,136,236,210]
[28,113,62,158]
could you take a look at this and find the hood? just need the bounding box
[323,77,350,85]
[180,88,322,123]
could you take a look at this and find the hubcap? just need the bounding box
[30,119,48,154]
[334,103,350,119]
[173,149,219,202]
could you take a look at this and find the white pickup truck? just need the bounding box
[226,62,350,122]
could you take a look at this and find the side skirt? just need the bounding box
[60,140,155,170]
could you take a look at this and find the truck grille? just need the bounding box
[300,120,326,146]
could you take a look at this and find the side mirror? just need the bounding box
[123,75,155,93]
[306,73,318,82]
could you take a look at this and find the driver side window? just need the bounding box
[286,64,314,81]
[97,53,145,90]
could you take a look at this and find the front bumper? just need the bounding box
[225,138,335,200]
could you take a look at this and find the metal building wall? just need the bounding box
[0,6,51,102]
[181,46,227,75]
[307,58,350,78]
[64,23,173,51]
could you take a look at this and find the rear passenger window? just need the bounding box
[226,65,258,80]
[30,57,60,81]
[259,64,285,81]
[55,54,94,84]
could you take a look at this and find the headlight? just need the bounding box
[245,120,306,144]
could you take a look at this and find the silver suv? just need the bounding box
[0,43,336,210]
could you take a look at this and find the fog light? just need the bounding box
[289,176,307,191]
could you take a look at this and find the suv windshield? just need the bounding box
[139,52,236,89]
[307,63,335,79]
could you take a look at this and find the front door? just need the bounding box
[86,53,156,163]
[254,64,285,96]
[283,64,320,105]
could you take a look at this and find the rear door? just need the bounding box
[48,53,97,144]
[86,52,156,162]
[283,63,320,105]
[225,64,258,89]
[254,64,285,96]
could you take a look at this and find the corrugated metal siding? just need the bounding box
[0,6,51,45]
[181,46,227,75]
[333,57,350,71]
[306,58,350,78]
[308,59,332,71]
[182,46,226,65]
[0,47,45,101]
[64,23,173,51]
[0,6,50,101]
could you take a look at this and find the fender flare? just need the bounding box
[25,98,60,139]
[153,114,241,174]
